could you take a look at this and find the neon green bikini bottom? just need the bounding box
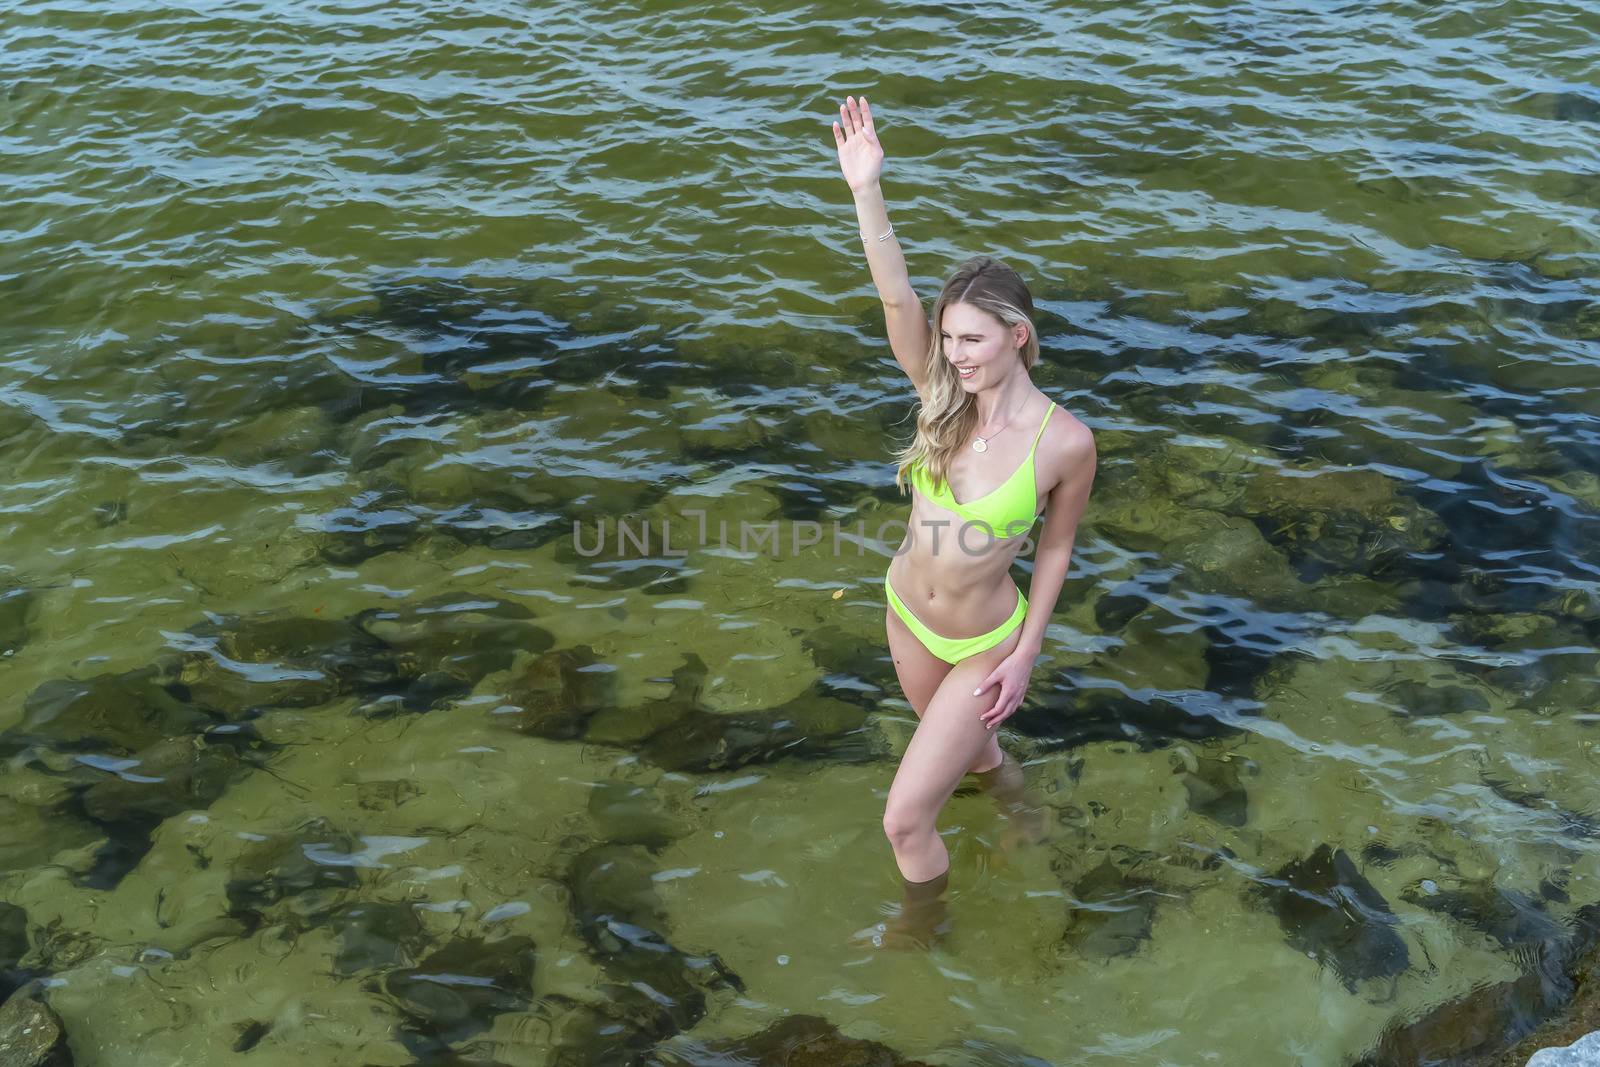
[884,570,1027,665]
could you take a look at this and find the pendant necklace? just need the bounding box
[972,403,1021,453]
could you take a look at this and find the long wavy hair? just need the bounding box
[893,255,1042,495]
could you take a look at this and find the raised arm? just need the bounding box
[833,95,932,398]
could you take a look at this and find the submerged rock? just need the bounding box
[0,796,94,877]
[353,594,554,711]
[579,653,705,746]
[528,992,667,1067]
[1483,777,1600,842]
[174,612,400,714]
[1356,902,1600,1066]
[586,780,692,851]
[377,934,537,1053]
[1255,651,1506,726]
[1166,511,1307,605]
[1400,880,1565,952]
[1056,857,1162,959]
[0,904,30,1003]
[1008,685,1250,751]
[0,992,69,1067]
[1173,750,1250,827]
[0,586,35,658]
[659,1012,938,1067]
[505,644,613,740]
[1088,601,1213,694]
[1093,584,1156,637]
[799,624,889,706]
[225,818,364,920]
[13,667,212,757]
[1250,844,1410,992]
[1552,91,1600,123]
[321,900,430,976]
[564,844,742,1041]
[1241,466,1445,574]
[78,735,246,826]
[637,691,871,773]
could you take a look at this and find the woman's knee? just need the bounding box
[882,800,935,843]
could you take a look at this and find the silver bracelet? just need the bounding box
[862,224,894,242]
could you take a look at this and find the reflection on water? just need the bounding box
[1,0,1598,1062]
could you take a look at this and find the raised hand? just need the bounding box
[832,94,884,193]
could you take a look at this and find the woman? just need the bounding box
[832,95,1098,940]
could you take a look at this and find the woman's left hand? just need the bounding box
[973,647,1036,730]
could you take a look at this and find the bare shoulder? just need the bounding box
[1041,404,1096,490]
[1044,404,1096,462]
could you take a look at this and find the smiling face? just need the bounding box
[940,301,1028,390]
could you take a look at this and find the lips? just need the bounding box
[957,366,976,379]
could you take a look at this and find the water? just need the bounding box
[2,0,1599,1063]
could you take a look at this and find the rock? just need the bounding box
[1166,512,1307,608]
[505,645,613,740]
[1241,467,1445,574]
[379,935,537,1049]
[0,587,35,659]
[0,992,68,1067]
[318,487,431,566]
[353,594,554,710]
[1008,685,1248,751]
[174,612,400,714]
[1173,751,1249,827]
[1057,857,1160,959]
[1251,844,1409,992]
[1357,902,1600,1066]
[666,1012,937,1067]
[799,624,890,706]
[1400,881,1565,952]
[636,691,871,773]
[225,818,363,919]
[564,844,742,1040]
[586,781,691,851]
[1089,601,1213,694]
[1529,1031,1600,1066]
[78,735,246,826]
[14,667,212,756]
[321,901,429,976]
[0,905,29,1003]
[531,993,666,1067]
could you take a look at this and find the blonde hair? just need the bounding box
[893,255,1041,494]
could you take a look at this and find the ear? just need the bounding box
[1013,322,1028,349]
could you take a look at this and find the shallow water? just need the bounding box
[2,0,1599,1063]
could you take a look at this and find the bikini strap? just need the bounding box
[1026,402,1056,457]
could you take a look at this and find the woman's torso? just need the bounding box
[888,394,1056,634]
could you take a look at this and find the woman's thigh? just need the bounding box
[884,625,1024,826]
[885,606,951,717]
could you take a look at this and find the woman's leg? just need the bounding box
[885,606,1005,776]
[881,624,1024,882]
[884,605,951,718]
[971,748,1049,854]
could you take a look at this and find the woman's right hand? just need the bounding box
[832,95,884,193]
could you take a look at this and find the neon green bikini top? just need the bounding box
[910,402,1055,538]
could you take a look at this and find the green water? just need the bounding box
[2,0,1599,1064]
